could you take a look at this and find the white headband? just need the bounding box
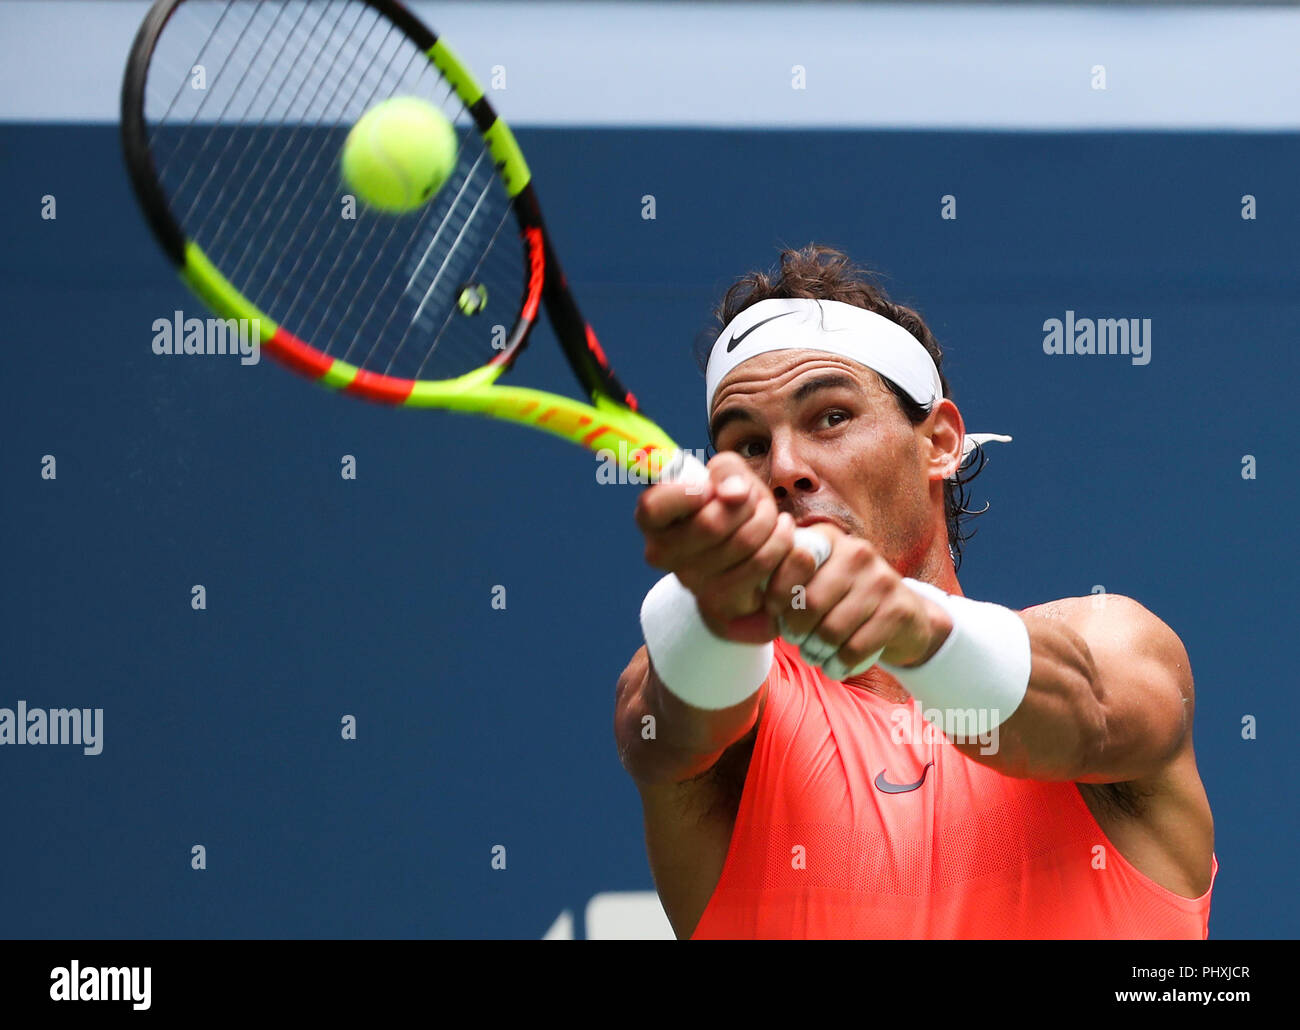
[705,297,1010,464]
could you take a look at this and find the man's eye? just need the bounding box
[736,439,768,459]
[822,410,850,428]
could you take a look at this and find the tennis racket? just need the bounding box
[120,0,830,564]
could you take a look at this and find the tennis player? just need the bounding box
[615,245,1216,939]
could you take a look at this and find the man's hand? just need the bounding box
[635,452,796,644]
[763,522,952,672]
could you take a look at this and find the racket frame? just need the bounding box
[120,0,683,476]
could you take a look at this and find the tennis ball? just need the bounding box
[341,96,457,213]
[457,283,488,316]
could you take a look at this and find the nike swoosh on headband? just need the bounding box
[873,762,934,794]
[725,310,797,352]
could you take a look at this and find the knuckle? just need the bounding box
[747,557,783,595]
[733,513,774,554]
[868,551,893,578]
[839,640,866,665]
[771,547,813,591]
[844,543,872,570]
[757,534,791,574]
[709,451,745,475]
[692,511,727,542]
[790,548,818,577]
[817,612,849,642]
[802,581,831,612]
[871,602,906,640]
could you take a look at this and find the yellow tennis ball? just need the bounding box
[341,96,457,213]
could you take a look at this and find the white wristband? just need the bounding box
[877,578,1031,736]
[639,573,773,711]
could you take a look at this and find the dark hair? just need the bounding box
[695,243,987,569]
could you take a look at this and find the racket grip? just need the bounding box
[657,451,830,570]
[655,450,709,487]
[790,527,831,570]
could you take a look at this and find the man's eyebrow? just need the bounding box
[792,372,860,403]
[709,372,863,441]
[709,406,753,443]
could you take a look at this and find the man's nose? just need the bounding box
[767,435,819,500]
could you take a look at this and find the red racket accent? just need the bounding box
[488,226,544,370]
[538,407,592,428]
[264,326,333,379]
[264,326,416,404]
[585,325,608,366]
[521,227,545,322]
[585,326,639,412]
[346,368,417,404]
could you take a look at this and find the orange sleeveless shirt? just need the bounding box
[691,639,1216,939]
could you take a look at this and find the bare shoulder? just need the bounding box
[1024,594,1189,667]
[1025,593,1195,726]
[1025,592,1197,768]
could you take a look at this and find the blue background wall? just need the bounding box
[2,124,1296,936]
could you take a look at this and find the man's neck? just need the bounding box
[896,535,962,596]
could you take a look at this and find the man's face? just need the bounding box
[708,350,944,570]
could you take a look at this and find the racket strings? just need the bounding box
[168,1,410,292]
[226,18,424,323]
[371,145,515,376]
[343,144,490,371]
[170,1,323,230]
[195,2,372,262]
[143,0,526,384]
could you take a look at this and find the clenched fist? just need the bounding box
[762,521,952,676]
[635,452,797,644]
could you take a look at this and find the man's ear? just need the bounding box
[925,399,965,481]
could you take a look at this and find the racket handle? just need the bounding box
[657,451,830,570]
[655,450,709,487]
[789,527,831,569]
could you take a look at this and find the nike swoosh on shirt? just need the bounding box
[873,761,935,794]
[725,310,797,352]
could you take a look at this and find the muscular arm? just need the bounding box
[615,644,766,785]
[948,594,1194,783]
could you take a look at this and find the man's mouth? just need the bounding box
[794,515,839,530]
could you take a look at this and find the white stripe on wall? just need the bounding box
[1,1,1298,128]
